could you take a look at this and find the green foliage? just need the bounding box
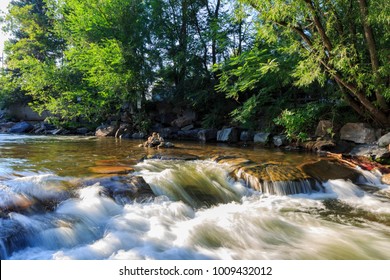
[274,102,328,141]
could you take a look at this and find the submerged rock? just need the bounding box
[82,175,155,204]
[141,153,199,161]
[88,166,135,175]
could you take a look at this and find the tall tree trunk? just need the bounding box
[358,0,388,111]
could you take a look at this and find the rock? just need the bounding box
[132,132,146,139]
[0,122,16,133]
[76,127,90,135]
[88,166,135,175]
[240,131,254,142]
[141,153,199,161]
[340,123,376,144]
[154,113,176,126]
[177,129,200,140]
[382,174,390,185]
[95,123,118,137]
[300,160,360,182]
[9,122,34,133]
[160,141,175,148]
[82,175,155,204]
[302,140,336,152]
[315,120,333,137]
[50,128,64,135]
[115,123,131,138]
[217,127,238,143]
[273,135,288,147]
[171,111,197,128]
[198,129,218,142]
[350,144,390,163]
[254,132,270,144]
[181,124,194,131]
[378,132,390,147]
[157,127,179,139]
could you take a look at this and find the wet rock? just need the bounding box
[340,123,376,144]
[9,122,34,133]
[212,156,320,195]
[141,153,199,161]
[378,133,390,147]
[300,160,360,182]
[315,120,333,137]
[217,127,238,143]
[302,140,336,152]
[88,166,135,175]
[95,123,118,137]
[82,175,155,204]
[254,132,270,144]
[198,129,218,142]
[235,164,319,195]
[350,144,390,163]
[0,122,15,133]
[381,174,390,185]
[273,135,288,147]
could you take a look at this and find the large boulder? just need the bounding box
[9,122,34,133]
[254,132,270,144]
[217,127,238,143]
[198,129,218,142]
[340,123,376,144]
[378,132,390,147]
[95,123,118,137]
[315,120,333,137]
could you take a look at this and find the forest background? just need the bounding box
[0,0,389,141]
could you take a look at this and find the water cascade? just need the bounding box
[0,134,389,260]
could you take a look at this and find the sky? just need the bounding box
[0,0,11,55]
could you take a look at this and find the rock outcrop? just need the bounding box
[340,123,376,144]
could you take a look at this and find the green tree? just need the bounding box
[240,0,390,127]
[0,0,64,110]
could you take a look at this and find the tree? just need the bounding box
[240,0,390,127]
[0,0,64,109]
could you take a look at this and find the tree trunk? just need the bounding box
[358,0,389,111]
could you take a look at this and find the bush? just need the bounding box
[274,102,327,141]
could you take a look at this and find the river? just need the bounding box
[0,133,389,260]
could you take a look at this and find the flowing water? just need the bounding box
[0,133,390,260]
